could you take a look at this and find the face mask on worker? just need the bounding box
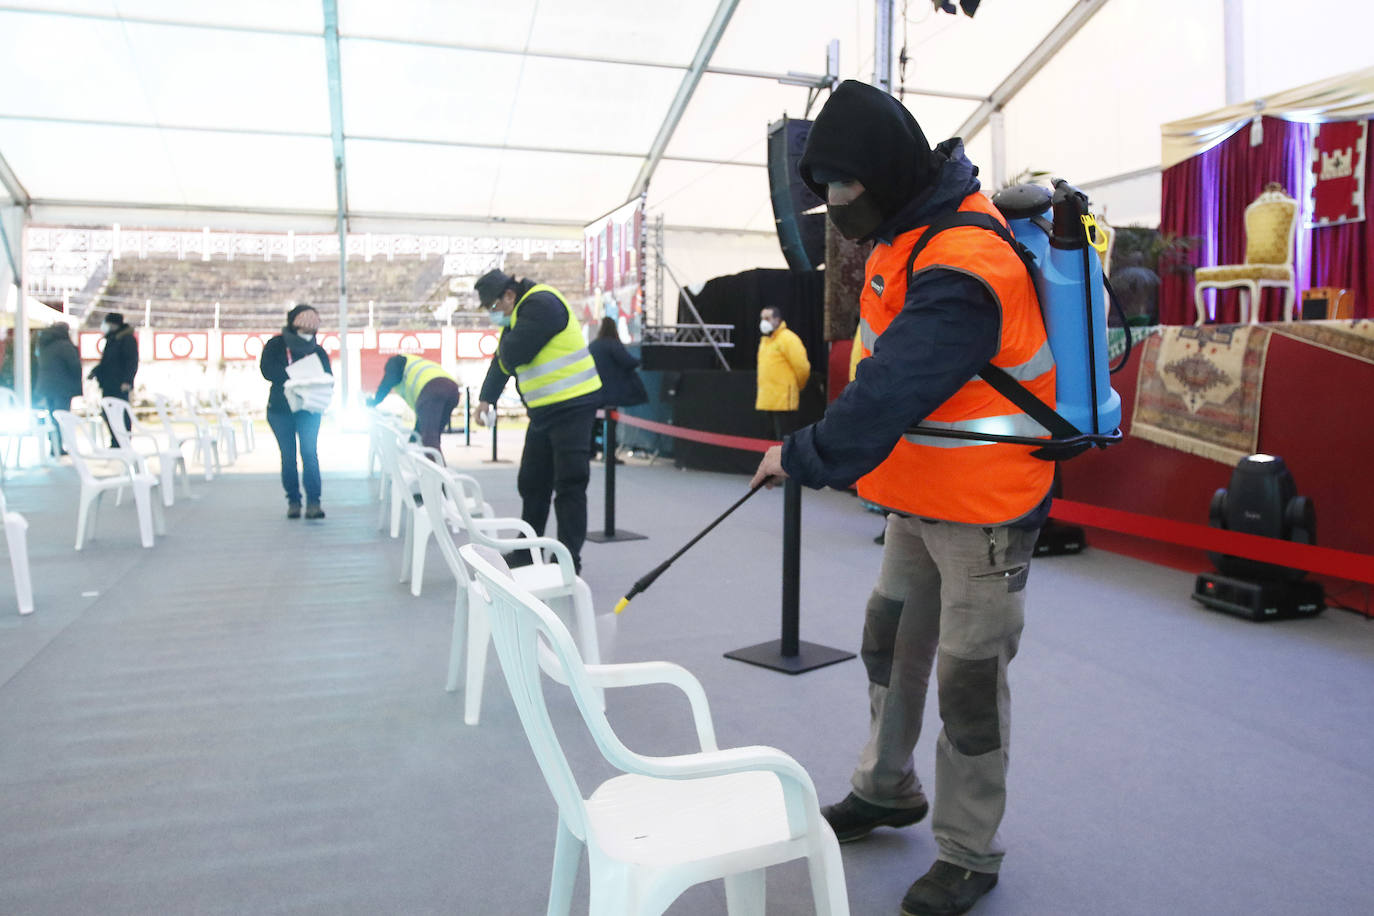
[759,319,775,335]
[490,311,510,328]
[827,190,886,241]
[293,326,315,342]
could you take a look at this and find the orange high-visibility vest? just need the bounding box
[856,191,1056,525]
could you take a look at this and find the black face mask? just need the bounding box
[827,190,885,240]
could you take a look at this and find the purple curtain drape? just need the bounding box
[1160,116,1371,325]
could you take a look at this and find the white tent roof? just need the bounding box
[2,0,1374,236]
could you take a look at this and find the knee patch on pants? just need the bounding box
[860,592,904,688]
[937,653,1001,756]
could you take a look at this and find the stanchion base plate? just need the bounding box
[724,640,855,675]
[585,529,648,542]
[482,459,513,464]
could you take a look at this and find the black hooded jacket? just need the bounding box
[798,79,940,222]
[91,322,139,394]
[781,135,1051,525]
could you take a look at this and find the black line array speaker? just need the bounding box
[768,117,827,273]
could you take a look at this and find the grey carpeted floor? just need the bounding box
[1,446,1371,916]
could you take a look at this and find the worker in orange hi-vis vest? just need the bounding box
[751,80,1055,916]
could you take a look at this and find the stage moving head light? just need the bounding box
[1207,453,1314,582]
[1193,453,1324,621]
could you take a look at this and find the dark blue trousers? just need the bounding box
[267,409,322,505]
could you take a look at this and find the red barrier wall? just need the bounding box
[1061,330,1374,558]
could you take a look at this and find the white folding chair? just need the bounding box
[461,543,849,916]
[153,393,219,481]
[53,410,164,549]
[1,488,33,615]
[412,454,606,725]
[101,398,190,508]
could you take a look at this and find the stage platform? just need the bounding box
[1,447,1371,915]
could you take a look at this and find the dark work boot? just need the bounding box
[286,503,302,519]
[305,504,325,520]
[821,792,928,843]
[900,860,998,916]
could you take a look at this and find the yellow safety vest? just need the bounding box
[397,355,450,411]
[501,284,602,408]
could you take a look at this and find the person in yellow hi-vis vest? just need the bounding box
[474,269,603,573]
[366,353,461,455]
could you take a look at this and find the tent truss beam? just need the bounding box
[629,0,741,201]
[0,114,767,167]
[953,0,1110,144]
[0,147,29,209]
[323,0,351,401]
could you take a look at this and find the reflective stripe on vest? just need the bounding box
[856,191,1055,525]
[398,355,449,411]
[508,284,602,408]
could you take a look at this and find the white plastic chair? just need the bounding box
[412,454,606,725]
[213,392,256,452]
[373,421,419,539]
[1,488,33,615]
[185,391,237,466]
[0,386,53,470]
[153,393,219,481]
[461,543,849,916]
[101,398,190,508]
[54,410,164,549]
[395,443,492,597]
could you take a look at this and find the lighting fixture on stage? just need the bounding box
[1192,453,1325,621]
[933,0,980,16]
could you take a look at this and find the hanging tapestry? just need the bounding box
[1307,119,1367,227]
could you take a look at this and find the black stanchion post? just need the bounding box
[483,401,510,464]
[464,387,471,446]
[780,477,801,656]
[724,477,854,674]
[587,410,646,543]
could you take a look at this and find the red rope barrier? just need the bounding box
[600,411,1374,585]
[1052,499,1374,585]
[606,410,779,454]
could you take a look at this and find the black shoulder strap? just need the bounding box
[904,208,1082,439]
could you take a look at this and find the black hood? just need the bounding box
[798,80,940,220]
[871,138,982,244]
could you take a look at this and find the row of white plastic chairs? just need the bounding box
[51,393,256,552]
[365,410,849,915]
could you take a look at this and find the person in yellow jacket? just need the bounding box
[366,353,460,456]
[751,81,1055,916]
[755,306,811,439]
[474,269,603,573]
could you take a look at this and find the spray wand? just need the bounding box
[613,479,771,614]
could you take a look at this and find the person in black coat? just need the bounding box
[587,317,647,458]
[88,311,139,446]
[35,322,83,455]
[259,304,332,519]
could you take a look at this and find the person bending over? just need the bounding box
[367,353,460,458]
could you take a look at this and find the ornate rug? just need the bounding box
[1270,319,1374,365]
[1131,324,1272,465]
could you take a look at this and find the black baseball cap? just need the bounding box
[475,269,515,308]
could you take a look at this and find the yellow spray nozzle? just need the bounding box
[1081,213,1109,259]
[613,597,630,615]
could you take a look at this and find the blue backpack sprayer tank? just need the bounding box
[905,178,1129,460]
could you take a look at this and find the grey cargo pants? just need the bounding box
[851,513,1038,873]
